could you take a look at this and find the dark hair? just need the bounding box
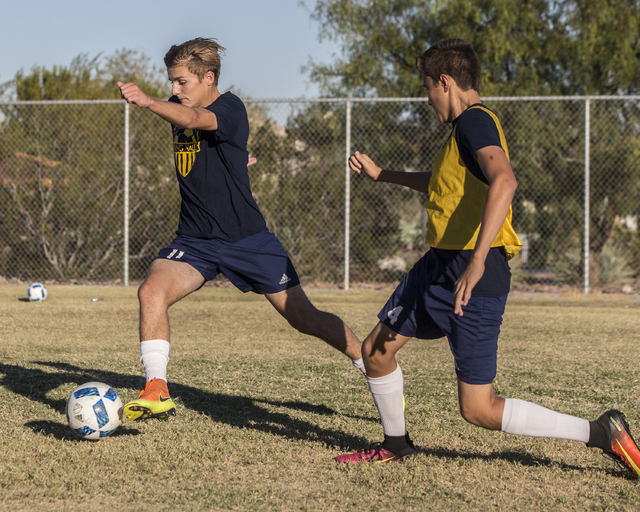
[164,38,226,85]
[416,39,481,92]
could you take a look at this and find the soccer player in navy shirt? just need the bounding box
[117,38,364,422]
[335,39,640,479]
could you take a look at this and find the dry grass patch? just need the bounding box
[0,284,638,510]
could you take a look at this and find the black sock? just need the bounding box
[382,433,412,454]
[586,420,608,450]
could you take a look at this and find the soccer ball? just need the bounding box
[27,282,47,302]
[66,382,123,440]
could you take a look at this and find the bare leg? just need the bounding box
[361,321,411,377]
[138,259,206,342]
[265,285,362,360]
[125,259,204,420]
[457,380,505,430]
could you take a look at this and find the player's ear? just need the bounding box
[440,74,450,92]
[205,71,216,86]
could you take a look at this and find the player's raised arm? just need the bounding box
[117,81,219,131]
[349,151,431,193]
[117,81,153,108]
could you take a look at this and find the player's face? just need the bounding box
[423,74,450,124]
[168,66,213,108]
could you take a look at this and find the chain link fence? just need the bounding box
[1,97,639,291]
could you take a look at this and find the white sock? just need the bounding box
[367,364,406,437]
[501,398,590,442]
[140,339,170,383]
[352,357,366,375]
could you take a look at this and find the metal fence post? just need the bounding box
[583,98,590,295]
[344,99,352,291]
[123,102,130,287]
[3,96,639,289]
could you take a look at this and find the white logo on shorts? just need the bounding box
[166,249,184,260]
[387,306,403,325]
[279,274,291,285]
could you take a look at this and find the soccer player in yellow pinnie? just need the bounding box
[335,38,640,479]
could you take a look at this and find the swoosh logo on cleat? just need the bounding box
[159,395,172,402]
[611,417,622,432]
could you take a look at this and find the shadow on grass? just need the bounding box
[417,445,634,480]
[24,420,141,441]
[0,361,374,449]
[4,362,635,478]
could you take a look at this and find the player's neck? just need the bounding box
[450,89,481,121]
[202,86,221,108]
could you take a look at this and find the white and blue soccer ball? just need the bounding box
[27,282,47,302]
[66,382,123,440]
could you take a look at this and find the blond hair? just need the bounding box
[164,38,226,85]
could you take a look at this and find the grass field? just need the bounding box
[0,283,639,511]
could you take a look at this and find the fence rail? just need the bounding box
[1,96,639,292]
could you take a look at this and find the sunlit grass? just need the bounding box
[0,284,638,510]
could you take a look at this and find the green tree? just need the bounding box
[307,0,640,97]
[0,51,175,281]
[246,98,440,283]
[4,50,168,101]
[306,0,640,285]
[247,102,353,282]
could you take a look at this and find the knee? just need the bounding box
[279,300,315,334]
[138,278,168,309]
[362,338,393,373]
[458,399,501,430]
[459,404,485,427]
[288,316,310,335]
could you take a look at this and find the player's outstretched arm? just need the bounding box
[117,81,218,131]
[349,151,431,193]
[117,81,154,108]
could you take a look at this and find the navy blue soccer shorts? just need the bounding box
[378,251,507,385]
[156,230,301,294]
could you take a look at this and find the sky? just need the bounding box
[0,0,340,99]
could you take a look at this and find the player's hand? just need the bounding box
[452,259,485,316]
[248,157,257,167]
[117,81,152,108]
[349,151,383,182]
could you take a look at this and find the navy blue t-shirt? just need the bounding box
[431,104,511,297]
[171,91,267,241]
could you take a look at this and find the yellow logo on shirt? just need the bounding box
[173,128,201,177]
